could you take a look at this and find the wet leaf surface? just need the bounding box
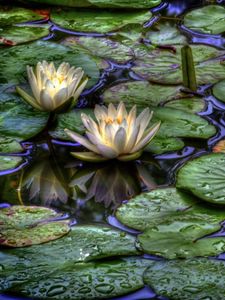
[183,5,225,35]
[144,258,225,299]
[116,188,225,231]
[51,8,152,33]
[0,206,70,247]
[8,258,152,299]
[176,153,225,204]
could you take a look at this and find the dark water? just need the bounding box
[1,0,225,299]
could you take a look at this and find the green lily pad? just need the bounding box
[0,156,23,172]
[213,79,225,102]
[164,98,206,113]
[102,81,188,107]
[176,153,225,204]
[0,25,50,46]
[0,137,23,153]
[51,8,152,33]
[7,258,152,299]
[116,187,225,231]
[49,109,94,140]
[0,6,49,45]
[137,216,225,258]
[144,258,225,300]
[1,225,138,270]
[132,45,225,85]
[145,137,184,154]
[0,40,99,88]
[0,92,49,141]
[62,36,134,63]
[152,106,216,139]
[146,22,187,45]
[0,6,46,27]
[28,0,161,8]
[0,205,70,247]
[183,5,225,35]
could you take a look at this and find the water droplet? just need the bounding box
[46,285,66,297]
[95,283,114,294]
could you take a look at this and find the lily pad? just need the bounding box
[49,109,94,140]
[137,216,225,258]
[212,79,225,102]
[102,81,188,107]
[0,92,49,141]
[144,258,225,299]
[29,0,161,8]
[0,25,50,46]
[51,8,152,33]
[0,6,46,27]
[7,258,152,299]
[183,5,225,35]
[62,36,134,63]
[116,187,225,231]
[145,137,184,154]
[132,45,225,85]
[146,22,187,45]
[0,205,70,247]
[152,106,216,139]
[176,153,225,205]
[0,156,23,172]
[0,40,100,88]
[1,225,138,269]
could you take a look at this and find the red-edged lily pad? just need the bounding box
[0,206,70,247]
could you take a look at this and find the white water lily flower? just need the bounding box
[16,61,88,112]
[65,102,161,162]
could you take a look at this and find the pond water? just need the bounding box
[1,0,225,299]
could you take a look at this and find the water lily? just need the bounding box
[65,102,161,162]
[16,61,88,112]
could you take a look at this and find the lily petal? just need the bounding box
[65,129,99,153]
[131,121,161,153]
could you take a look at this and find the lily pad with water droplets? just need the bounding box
[116,188,225,231]
[137,215,225,258]
[176,153,225,205]
[51,8,152,34]
[0,206,70,247]
[1,225,138,269]
[8,257,152,299]
[132,45,225,85]
[144,258,225,300]
[0,156,23,172]
[0,40,99,88]
[183,5,225,35]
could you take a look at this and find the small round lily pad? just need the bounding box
[0,206,70,247]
